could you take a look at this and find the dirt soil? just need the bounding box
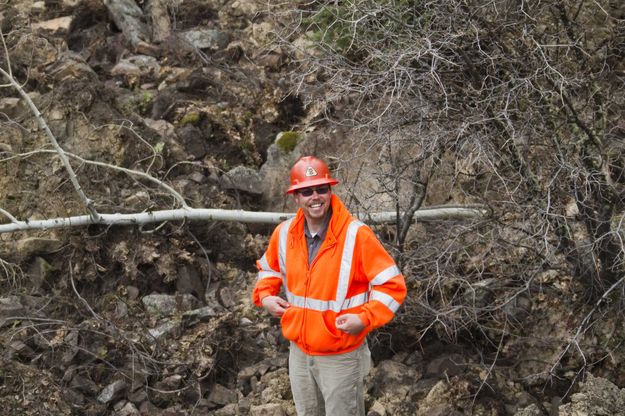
[1,1,625,416]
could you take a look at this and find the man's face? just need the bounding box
[293,185,332,222]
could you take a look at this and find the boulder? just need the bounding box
[31,16,72,34]
[97,380,127,404]
[207,383,238,407]
[513,404,545,416]
[181,30,231,50]
[559,374,625,415]
[182,306,218,327]
[142,293,201,317]
[250,403,286,416]
[111,55,160,78]
[416,379,469,416]
[370,359,420,397]
[8,237,64,262]
[116,401,140,416]
[220,165,264,195]
[147,319,182,342]
[367,400,387,416]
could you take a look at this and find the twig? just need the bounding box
[2,149,188,208]
[549,275,625,377]
[0,207,18,223]
[0,67,100,221]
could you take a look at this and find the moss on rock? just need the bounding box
[276,131,300,153]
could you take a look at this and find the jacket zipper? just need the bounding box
[302,238,336,351]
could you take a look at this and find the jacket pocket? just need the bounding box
[304,311,360,353]
[280,306,301,343]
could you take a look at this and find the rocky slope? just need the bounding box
[1,1,625,415]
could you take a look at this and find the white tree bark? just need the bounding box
[0,206,487,233]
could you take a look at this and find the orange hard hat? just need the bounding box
[286,156,339,194]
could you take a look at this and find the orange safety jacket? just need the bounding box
[252,194,407,355]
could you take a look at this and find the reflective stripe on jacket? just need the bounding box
[252,194,407,355]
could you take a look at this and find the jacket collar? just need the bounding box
[291,194,352,244]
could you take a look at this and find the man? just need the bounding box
[252,156,407,416]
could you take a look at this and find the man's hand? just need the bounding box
[335,314,365,335]
[261,296,290,318]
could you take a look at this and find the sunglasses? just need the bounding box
[297,185,330,197]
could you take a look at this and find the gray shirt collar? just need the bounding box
[304,208,332,265]
[304,208,332,240]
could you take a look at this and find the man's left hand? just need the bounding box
[335,314,365,335]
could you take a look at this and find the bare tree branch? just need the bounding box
[0,205,488,234]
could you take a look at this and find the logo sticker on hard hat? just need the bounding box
[305,166,318,177]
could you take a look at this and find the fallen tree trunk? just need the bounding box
[0,206,487,233]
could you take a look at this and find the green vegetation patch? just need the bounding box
[179,111,201,126]
[276,131,301,153]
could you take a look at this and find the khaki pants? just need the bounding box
[288,342,371,416]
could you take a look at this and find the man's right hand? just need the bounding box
[261,296,290,318]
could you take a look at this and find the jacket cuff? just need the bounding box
[358,311,371,329]
[254,289,274,307]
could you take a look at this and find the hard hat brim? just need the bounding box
[286,178,339,194]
